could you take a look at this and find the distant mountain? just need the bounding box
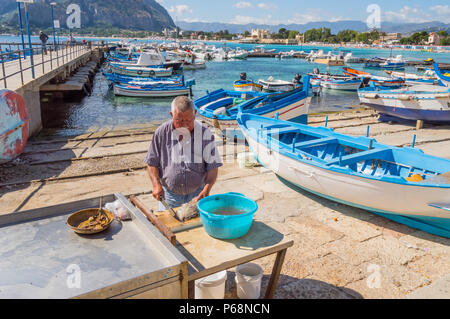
[177,20,450,35]
[0,0,175,31]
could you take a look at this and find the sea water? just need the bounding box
[2,36,448,135]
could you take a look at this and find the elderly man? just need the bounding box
[145,96,223,210]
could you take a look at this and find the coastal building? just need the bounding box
[381,33,402,43]
[428,32,441,45]
[251,29,271,40]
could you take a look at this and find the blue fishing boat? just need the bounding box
[195,76,312,140]
[433,63,450,87]
[236,113,450,238]
[112,76,195,98]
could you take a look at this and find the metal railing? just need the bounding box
[0,41,108,89]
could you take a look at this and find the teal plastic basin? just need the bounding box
[197,192,258,239]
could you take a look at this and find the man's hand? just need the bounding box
[195,188,210,202]
[152,183,165,201]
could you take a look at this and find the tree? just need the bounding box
[288,30,299,39]
[244,30,250,37]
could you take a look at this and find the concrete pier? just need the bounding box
[1,44,108,136]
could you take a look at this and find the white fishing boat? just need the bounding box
[358,84,450,123]
[258,76,297,92]
[108,63,173,77]
[343,52,360,63]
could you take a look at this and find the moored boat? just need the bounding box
[433,63,450,87]
[233,73,263,92]
[113,78,195,98]
[343,67,404,87]
[236,113,450,238]
[107,63,173,77]
[308,70,362,91]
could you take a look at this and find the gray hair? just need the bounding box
[171,96,195,113]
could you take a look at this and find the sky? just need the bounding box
[155,0,450,25]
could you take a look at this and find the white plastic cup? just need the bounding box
[194,270,227,299]
[235,263,263,299]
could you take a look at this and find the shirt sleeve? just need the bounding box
[145,128,162,167]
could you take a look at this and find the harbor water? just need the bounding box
[2,36,449,135]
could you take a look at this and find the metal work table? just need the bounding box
[0,193,188,299]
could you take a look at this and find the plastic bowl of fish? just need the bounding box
[197,192,258,239]
[67,208,115,235]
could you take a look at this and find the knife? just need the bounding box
[159,196,177,218]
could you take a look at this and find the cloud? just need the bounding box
[234,2,252,9]
[168,4,193,16]
[429,5,450,23]
[231,15,281,25]
[383,6,431,23]
[257,3,278,10]
[286,9,341,24]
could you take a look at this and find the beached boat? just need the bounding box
[113,78,195,98]
[385,70,438,85]
[0,90,29,164]
[433,63,450,87]
[358,84,450,123]
[195,77,312,140]
[236,113,450,238]
[343,67,404,87]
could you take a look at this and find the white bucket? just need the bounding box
[235,263,263,299]
[195,270,227,299]
[237,152,258,169]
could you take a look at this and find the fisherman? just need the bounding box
[145,96,223,210]
[39,31,49,55]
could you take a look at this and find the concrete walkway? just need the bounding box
[0,108,449,299]
[1,45,92,91]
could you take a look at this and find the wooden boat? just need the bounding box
[314,57,344,66]
[195,77,312,140]
[107,63,173,78]
[233,73,263,92]
[258,76,297,92]
[236,113,450,238]
[433,63,450,87]
[385,70,438,85]
[113,78,195,98]
[308,71,362,91]
[358,84,450,123]
[0,90,29,164]
[343,67,404,87]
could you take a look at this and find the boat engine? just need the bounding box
[240,72,247,81]
[293,73,302,84]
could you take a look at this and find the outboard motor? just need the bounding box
[240,72,247,81]
[293,73,302,84]
[313,68,320,74]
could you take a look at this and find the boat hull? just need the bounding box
[198,96,311,139]
[359,91,450,123]
[113,85,190,97]
[0,90,29,164]
[243,132,450,237]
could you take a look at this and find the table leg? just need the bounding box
[264,248,287,299]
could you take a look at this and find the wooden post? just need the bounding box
[264,248,287,299]
[416,120,423,130]
[129,195,177,246]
